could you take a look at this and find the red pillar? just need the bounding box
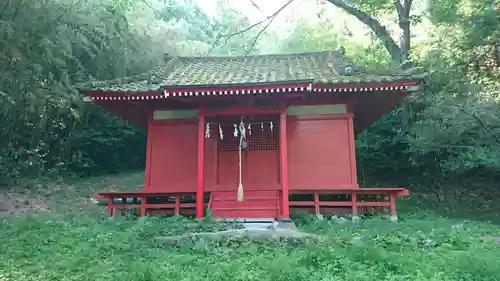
[346,113,358,186]
[196,108,205,219]
[280,110,290,219]
[143,110,153,190]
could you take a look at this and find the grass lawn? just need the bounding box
[1,172,500,281]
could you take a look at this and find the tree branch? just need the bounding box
[141,0,162,15]
[460,105,500,145]
[0,0,11,19]
[249,0,266,15]
[55,0,84,24]
[394,0,403,16]
[245,11,277,55]
[327,0,402,62]
[208,0,295,55]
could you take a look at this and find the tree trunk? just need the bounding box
[396,0,412,68]
[327,0,412,67]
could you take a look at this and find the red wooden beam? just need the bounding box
[175,195,181,215]
[347,115,358,186]
[279,109,290,219]
[204,105,282,116]
[196,106,205,218]
[288,201,391,207]
[144,111,153,190]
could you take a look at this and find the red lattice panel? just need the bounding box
[218,119,279,152]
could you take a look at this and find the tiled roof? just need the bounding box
[77,50,425,93]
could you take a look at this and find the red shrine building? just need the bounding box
[79,50,424,220]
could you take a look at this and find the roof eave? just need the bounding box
[78,78,424,102]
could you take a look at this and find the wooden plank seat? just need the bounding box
[289,188,408,218]
[95,191,205,217]
[96,188,408,218]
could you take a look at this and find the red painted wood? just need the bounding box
[96,187,407,198]
[216,151,239,189]
[288,115,353,190]
[175,195,180,215]
[205,105,282,116]
[280,111,290,219]
[205,184,282,192]
[97,191,197,196]
[246,151,279,185]
[210,190,280,218]
[140,195,147,216]
[207,117,280,193]
[147,121,197,192]
[203,135,217,191]
[90,89,412,219]
[84,80,418,99]
[107,198,114,216]
[212,190,278,198]
[287,100,352,108]
[351,193,358,215]
[144,111,153,190]
[151,118,198,126]
[107,202,210,216]
[314,192,319,215]
[288,187,408,194]
[143,203,197,208]
[390,194,396,216]
[290,207,353,214]
[287,185,358,191]
[291,201,351,206]
[287,188,407,217]
[96,187,407,217]
[148,209,197,216]
[211,199,278,208]
[346,115,358,186]
[292,113,353,120]
[196,108,205,218]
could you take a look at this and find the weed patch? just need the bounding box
[2,173,500,280]
[1,212,500,281]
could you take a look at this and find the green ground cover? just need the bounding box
[1,172,500,281]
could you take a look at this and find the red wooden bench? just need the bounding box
[95,191,207,216]
[288,188,408,218]
[96,188,408,219]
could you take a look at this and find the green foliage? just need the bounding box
[2,0,500,188]
[402,0,500,176]
[1,209,499,281]
[0,0,272,180]
[279,0,500,185]
[0,0,156,179]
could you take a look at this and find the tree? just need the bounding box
[209,0,416,65]
[326,0,414,66]
[0,0,222,179]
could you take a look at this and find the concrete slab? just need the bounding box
[485,236,500,243]
[154,220,318,246]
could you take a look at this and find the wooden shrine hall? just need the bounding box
[78,50,424,221]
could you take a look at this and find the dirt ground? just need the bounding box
[0,172,144,217]
[0,190,52,216]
